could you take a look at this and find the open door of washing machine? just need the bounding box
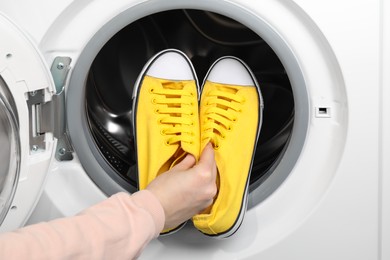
[0,13,66,232]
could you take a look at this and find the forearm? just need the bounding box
[0,190,164,260]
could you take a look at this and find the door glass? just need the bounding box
[0,77,20,225]
[85,9,294,189]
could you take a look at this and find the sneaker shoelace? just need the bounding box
[151,81,196,146]
[202,88,245,149]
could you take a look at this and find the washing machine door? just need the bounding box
[0,77,20,226]
[0,13,61,232]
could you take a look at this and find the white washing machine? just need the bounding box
[0,0,389,259]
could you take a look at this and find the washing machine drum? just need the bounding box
[84,9,295,194]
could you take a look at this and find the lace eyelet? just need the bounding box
[149,88,154,93]
[227,126,233,131]
[164,140,170,146]
[154,108,160,114]
[151,98,157,104]
[160,129,166,135]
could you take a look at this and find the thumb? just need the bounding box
[199,142,215,168]
[197,143,217,182]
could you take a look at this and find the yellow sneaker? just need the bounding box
[132,49,200,234]
[192,57,263,238]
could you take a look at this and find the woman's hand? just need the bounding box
[146,143,217,230]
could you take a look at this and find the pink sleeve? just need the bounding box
[0,190,165,259]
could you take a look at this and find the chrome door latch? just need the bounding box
[27,56,74,161]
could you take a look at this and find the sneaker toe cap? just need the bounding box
[207,57,255,86]
[147,50,195,80]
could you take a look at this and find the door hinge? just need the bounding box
[27,57,73,161]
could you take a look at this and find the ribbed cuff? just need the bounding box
[130,190,165,237]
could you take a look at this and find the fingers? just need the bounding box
[170,144,216,183]
[170,154,196,172]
